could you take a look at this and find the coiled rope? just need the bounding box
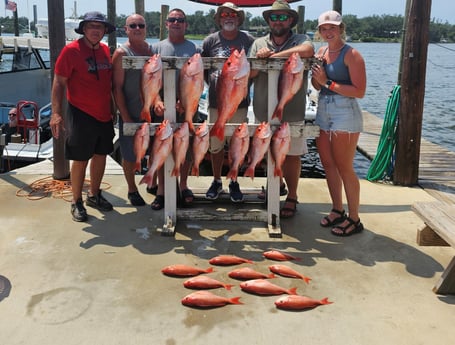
[16,176,111,201]
[366,85,401,181]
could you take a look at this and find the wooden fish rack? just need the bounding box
[122,56,320,237]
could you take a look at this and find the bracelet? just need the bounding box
[329,81,336,91]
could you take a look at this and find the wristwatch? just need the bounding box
[324,80,333,89]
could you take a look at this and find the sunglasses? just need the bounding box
[167,17,186,23]
[128,23,145,29]
[220,12,238,18]
[269,14,290,22]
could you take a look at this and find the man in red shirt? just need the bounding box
[50,12,116,222]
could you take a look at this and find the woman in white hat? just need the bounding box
[311,10,366,236]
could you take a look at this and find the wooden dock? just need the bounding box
[359,111,455,204]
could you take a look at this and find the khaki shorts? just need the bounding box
[209,107,248,153]
[288,121,309,156]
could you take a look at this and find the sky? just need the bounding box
[8,0,455,24]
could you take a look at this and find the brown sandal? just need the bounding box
[280,198,298,219]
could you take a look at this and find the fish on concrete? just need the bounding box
[161,264,214,277]
[181,290,243,308]
[263,250,302,262]
[274,295,333,311]
[240,279,297,296]
[183,275,234,290]
[209,255,253,266]
[268,264,311,284]
[228,267,276,281]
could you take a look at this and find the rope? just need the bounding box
[366,85,401,182]
[16,176,111,201]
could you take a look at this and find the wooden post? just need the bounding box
[107,0,117,55]
[135,0,145,16]
[394,0,431,185]
[296,6,305,34]
[159,5,169,41]
[47,0,70,180]
[333,0,342,14]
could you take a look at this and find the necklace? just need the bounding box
[329,44,345,53]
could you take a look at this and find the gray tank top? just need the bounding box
[320,44,352,95]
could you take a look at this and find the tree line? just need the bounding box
[1,11,453,43]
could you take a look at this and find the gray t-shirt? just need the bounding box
[249,32,313,122]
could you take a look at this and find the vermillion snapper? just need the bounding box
[183,276,234,291]
[191,120,210,176]
[139,119,173,188]
[268,264,312,284]
[181,291,242,308]
[271,122,291,177]
[179,53,204,132]
[272,52,304,121]
[161,264,214,277]
[171,121,190,177]
[240,279,298,296]
[210,49,250,141]
[243,122,272,179]
[275,295,333,311]
[140,54,162,123]
[133,122,150,172]
[226,122,250,181]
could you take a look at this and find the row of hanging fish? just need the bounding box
[161,250,333,311]
[134,50,304,177]
[136,118,290,186]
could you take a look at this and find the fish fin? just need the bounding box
[272,109,282,121]
[134,161,142,173]
[225,284,234,291]
[210,123,225,142]
[243,167,255,179]
[288,287,298,295]
[139,173,152,186]
[267,273,277,279]
[191,166,199,177]
[229,297,243,305]
[140,109,151,123]
[274,167,282,178]
[320,297,333,305]
[206,267,215,273]
[226,169,237,181]
[171,167,179,177]
[303,276,312,284]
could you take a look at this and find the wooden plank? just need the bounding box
[433,257,455,295]
[416,224,450,246]
[122,122,320,139]
[412,201,455,248]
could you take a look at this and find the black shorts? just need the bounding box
[65,103,115,161]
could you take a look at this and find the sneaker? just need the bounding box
[229,181,244,203]
[205,180,223,200]
[86,190,113,212]
[128,191,146,206]
[71,198,88,222]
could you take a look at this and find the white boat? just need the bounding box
[0,36,52,170]
[36,17,81,41]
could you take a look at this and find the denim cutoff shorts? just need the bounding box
[315,94,363,132]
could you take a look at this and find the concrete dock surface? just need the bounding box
[1,163,454,345]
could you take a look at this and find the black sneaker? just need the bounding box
[229,181,244,203]
[86,190,113,212]
[71,198,88,222]
[128,191,146,206]
[205,180,223,200]
[146,185,157,195]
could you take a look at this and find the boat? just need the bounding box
[0,36,53,172]
[36,17,81,41]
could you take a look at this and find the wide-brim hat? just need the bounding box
[75,11,116,35]
[214,2,245,27]
[317,10,343,27]
[263,0,299,28]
